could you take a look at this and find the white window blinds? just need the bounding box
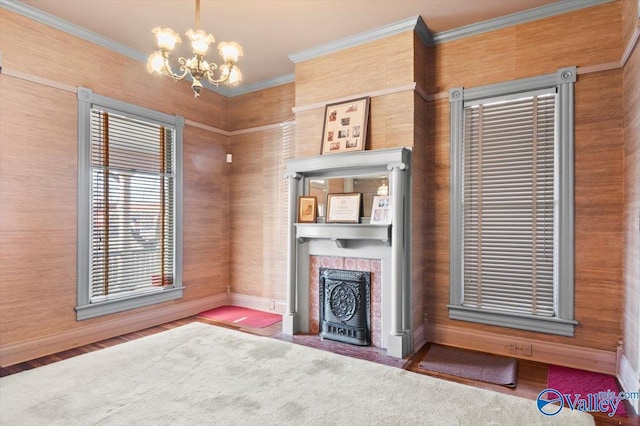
[90,109,175,301]
[462,91,556,317]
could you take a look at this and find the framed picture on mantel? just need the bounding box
[326,193,362,223]
[370,196,391,225]
[297,196,318,223]
[321,97,370,155]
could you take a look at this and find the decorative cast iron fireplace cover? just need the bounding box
[319,268,371,346]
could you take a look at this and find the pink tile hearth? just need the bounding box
[310,256,382,347]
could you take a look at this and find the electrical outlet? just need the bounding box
[508,343,516,354]
[522,343,533,356]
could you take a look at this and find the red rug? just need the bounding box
[547,365,627,417]
[198,305,282,328]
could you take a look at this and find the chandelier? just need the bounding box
[146,0,243,98]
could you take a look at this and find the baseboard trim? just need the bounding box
[0,294,227,367]
[413,322,427,353]
[618,354,640,414]
[229,292,287,315]
[426,324,617,375]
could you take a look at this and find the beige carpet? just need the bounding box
[0,323,594,425]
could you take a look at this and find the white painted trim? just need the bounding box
[413,321,427,353]
[230,120,295,136]
[427,13,637,101]
[2,67,77,93]
[227,73,295,96]
[426,324,617,375]
[0,0,230,97]
[621,27,640,67]
[0,0,145,62]
[184,119,231,136]
[228,292,286,315]
[427,38,638,101]
[292,82,417,114]
[0,293,227,367]
[618,354,640,414]
[432,0,614,44]
[426,92,449,102]
[289,16,430,64]
[2,0,615,97]
[414,84,429,103]
[2,66,294,138]
[577,61,621,75]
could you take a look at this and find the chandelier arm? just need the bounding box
[155,51,189,81]
[204,62,233,85]
[167,57,190,80]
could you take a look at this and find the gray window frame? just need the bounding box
[76,87,184,320]
[448,67,578,336]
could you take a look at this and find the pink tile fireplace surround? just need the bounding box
[309,256,382,347]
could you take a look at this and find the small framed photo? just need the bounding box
[298,196,318,223]
[326,193,362,223]
[370,196,392,225]
[321,97,370,155]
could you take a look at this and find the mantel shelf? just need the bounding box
[295,223,391,248]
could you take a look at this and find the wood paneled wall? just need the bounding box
[424,1,626,352]
[293,30,428,335]
[230,84,294,131]
[623,0,639,51]
[0,0,634,366]
[295,32,415,107]
[622,0,640,378]
[294,32,417,157]
[0,10,230,348]
[228,84,295,302]
[413,32,429,333]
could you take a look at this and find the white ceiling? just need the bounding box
[18,0,564,92]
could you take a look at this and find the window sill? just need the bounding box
[76,286,184,320]
[447,305,577,337]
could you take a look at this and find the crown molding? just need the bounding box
[0,0,230,96]
[227,73,296,96]
[414,16,433,47]
[0,0,145,63]
[1,0,617,98]
[432,0,615,44]
[289,15,431,64]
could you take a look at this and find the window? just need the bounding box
[76,88,184,320]
[449,68,577,336]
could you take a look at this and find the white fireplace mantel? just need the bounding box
[295,223,392,247]
[283,148,413,358]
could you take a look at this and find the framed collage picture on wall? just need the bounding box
[320,97,370,155]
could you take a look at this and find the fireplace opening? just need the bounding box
[319,268,371,346]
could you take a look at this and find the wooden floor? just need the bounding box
[1,316,638,426]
